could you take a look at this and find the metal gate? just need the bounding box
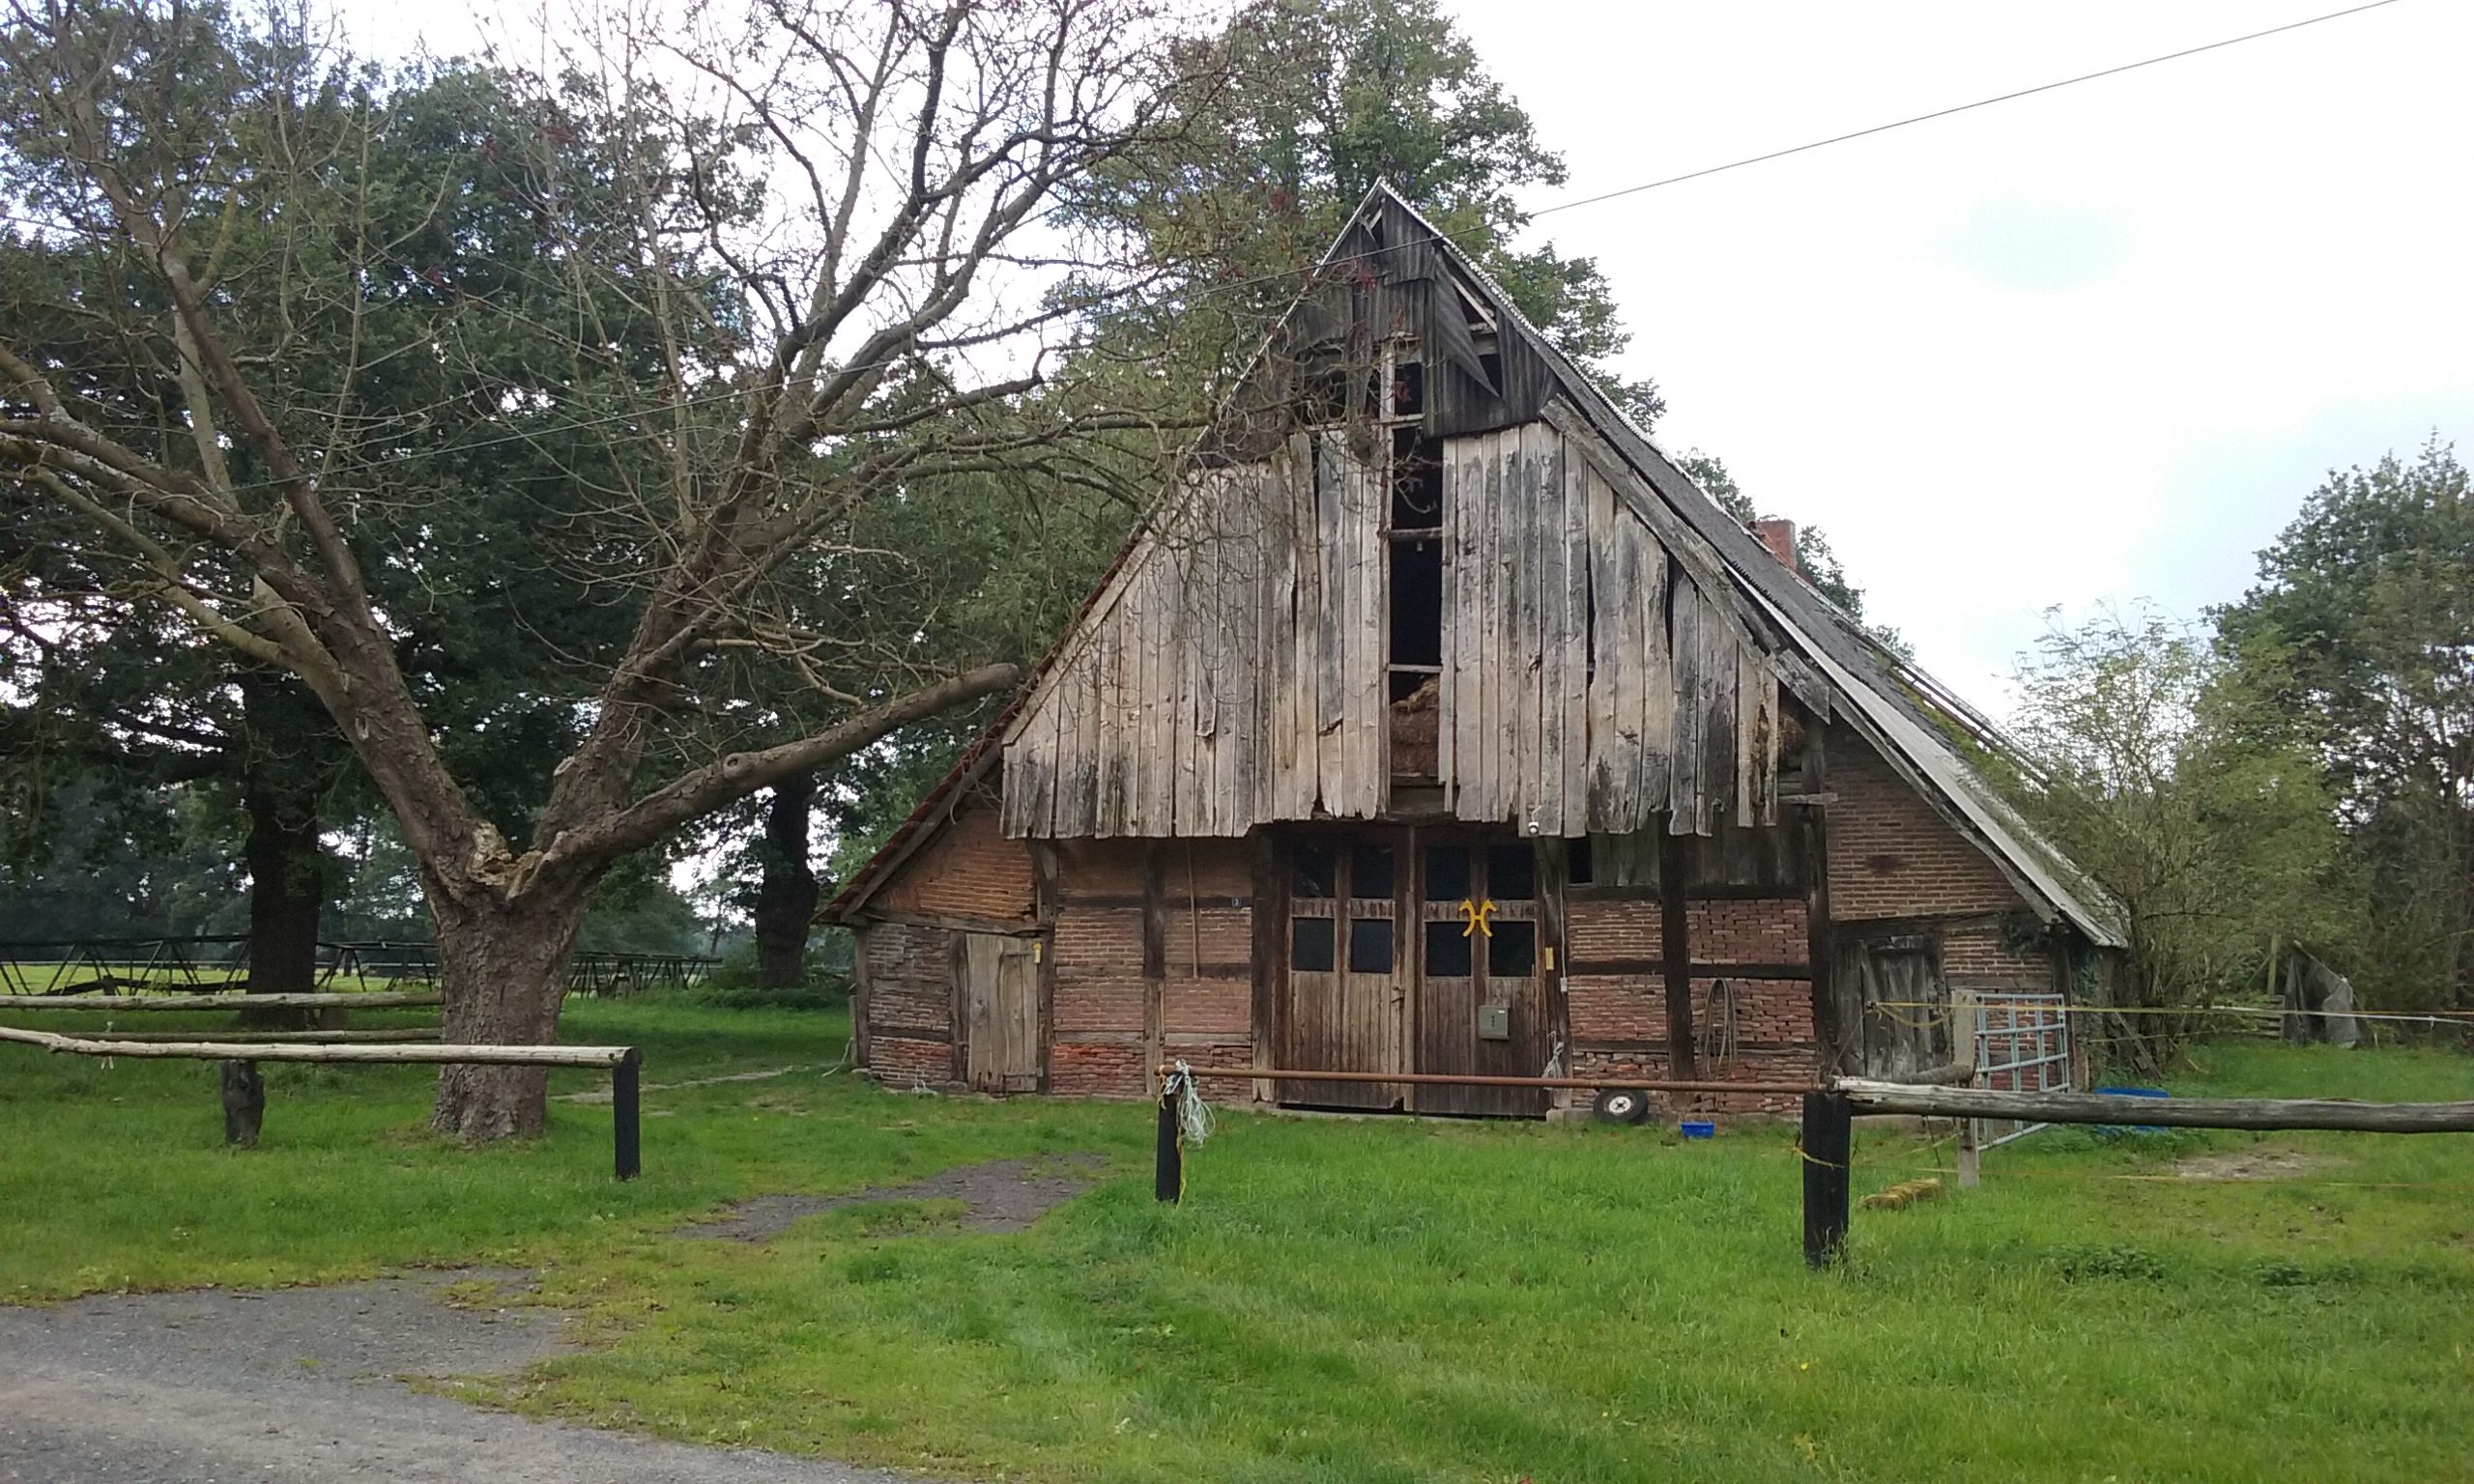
[1974,992,2070,1149]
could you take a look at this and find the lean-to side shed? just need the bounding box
[827,184,2122,1116]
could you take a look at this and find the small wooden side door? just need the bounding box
[960,932,1041,1094]
[1277,833,1407,1108]
[1840,932,1950,1081]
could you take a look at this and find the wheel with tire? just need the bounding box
[1593,1086,1652,1125]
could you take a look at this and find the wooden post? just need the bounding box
[1141,841,1167,1099]
[1798,716,1845,1078]
[1952,986,1981,1190]
[1801,1090,1852,1268]
[1659,825,1698,1081]
[1154,1087,1182,1203]
[220,1059,265,1148]
[613,1048,642,1181]
[1249,831,1282,1106]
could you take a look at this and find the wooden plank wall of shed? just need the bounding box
[1001,414,1782,842]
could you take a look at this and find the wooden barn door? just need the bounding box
[1836,931,1951,1082]
[959,932,1041,1094]
[1278,835,1407,1108]
[1410,835,1549,1117]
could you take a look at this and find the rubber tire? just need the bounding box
[1593,1087,1652,1125]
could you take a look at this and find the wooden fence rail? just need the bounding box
[1802,1080,2474,1267]
[0,990,443,1013]
[0,1027,643,1179]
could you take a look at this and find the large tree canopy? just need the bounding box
[2217,437,2474,1009]
[0,0,1202,1136]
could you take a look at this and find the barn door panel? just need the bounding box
[1841,933,1949,1081]
[1277,835,1406,1108]
[960,932,1042,1094]
[1413,835,1549,1117]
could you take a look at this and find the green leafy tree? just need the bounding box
[2003,606,2358,1070]
[2,0,1198,1137]
[2217,437,2474,1009]
[1070,0,1662,428]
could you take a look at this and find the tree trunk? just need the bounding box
[753,772,820,989]
[425,877,596,1141]
[239,675,335,1026]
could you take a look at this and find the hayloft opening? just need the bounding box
[1388,538,1443,669]
[1390,426,1442,529]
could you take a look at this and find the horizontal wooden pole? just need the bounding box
[50,1026,443,1043]
[1895,1061,1980,1087]
[1835,1078,2474,1132]
[0,991,442,1012]
[0,1025,634,1068]
[1163,1065,1814,1095]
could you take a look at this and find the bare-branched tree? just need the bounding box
[0,0,1207,1137]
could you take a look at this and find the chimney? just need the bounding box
[1753,518,1798,573]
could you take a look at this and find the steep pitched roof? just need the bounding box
[831,183,2123,946]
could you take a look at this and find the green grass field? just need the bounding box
[4,1003,2469,1481]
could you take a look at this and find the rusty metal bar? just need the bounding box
[1157,1065,1816,1095]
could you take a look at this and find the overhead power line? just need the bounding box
[20,0,2408,494]
[1532,0,2408,221]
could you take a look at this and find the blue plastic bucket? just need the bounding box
[1679,1120,1715,1140]
[2092,1085,2169,1136]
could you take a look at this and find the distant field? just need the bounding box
[2,1013,2467,1482]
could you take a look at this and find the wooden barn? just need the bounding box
[826,184,2122,1117]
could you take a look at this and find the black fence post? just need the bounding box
[1801,1090,1852,1269]
[614,1048,643,1181]
[1154,1087,1181,1203]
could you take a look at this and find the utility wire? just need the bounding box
[1530,0,2408,220]
[10,0,2409,497]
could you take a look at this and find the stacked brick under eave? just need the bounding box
[1827,742,2061,991]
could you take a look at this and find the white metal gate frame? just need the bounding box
[1974,991,2070,1149]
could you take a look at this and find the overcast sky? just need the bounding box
[1447,0,2470,707]
[338,0,2470,714]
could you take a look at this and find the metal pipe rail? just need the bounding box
[1157,1064,1816,1095]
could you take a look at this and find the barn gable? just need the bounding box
[997,190,1818,844]
[837,183,2121,949]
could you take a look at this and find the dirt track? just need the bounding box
[0,1270,912,1483]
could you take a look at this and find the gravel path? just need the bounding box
[678,1154,1107,1241]
[0,1270,913,1483]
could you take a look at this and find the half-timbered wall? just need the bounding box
[1002,408,1784,842]
[1045,836,1260,1099]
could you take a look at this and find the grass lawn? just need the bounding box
[4,1006,2470,1482]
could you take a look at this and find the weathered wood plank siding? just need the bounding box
[1003,408,1782,840]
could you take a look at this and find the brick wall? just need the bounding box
[1827,739,2020,922]
[874,799,1036,923]
[1943,919,2055,991]
[1568,974,1662,1043]
[1686,899,1807,964]
[858,920,955,1085]
[1567,899,1660,963]
[1046,836,1256,1101]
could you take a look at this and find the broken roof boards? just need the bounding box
[841,185,2122,948]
